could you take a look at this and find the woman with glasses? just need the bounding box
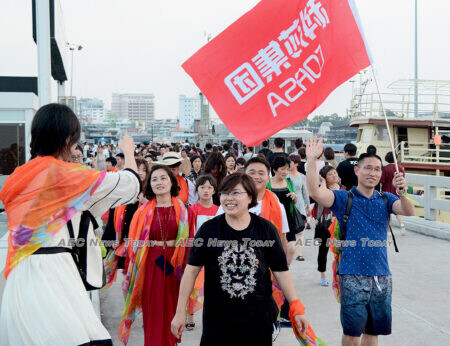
[70,144,84,164]
[171,172,309,346]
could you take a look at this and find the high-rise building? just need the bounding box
[77,98,106,123]
[112,93,155,126]
[179,94,201,130]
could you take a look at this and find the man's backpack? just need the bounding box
[329,190,399,303]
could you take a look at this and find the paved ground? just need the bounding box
[100,224,450,346]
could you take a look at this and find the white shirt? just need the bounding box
[216,200,289,234]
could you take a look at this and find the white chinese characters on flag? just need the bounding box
[182,0,371,146]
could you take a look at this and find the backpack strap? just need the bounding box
[379,192,399,253]
[342,191,353,241]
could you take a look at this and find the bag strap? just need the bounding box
[342,191,353,241]
[67,219,75,240]
[379,192,399,253]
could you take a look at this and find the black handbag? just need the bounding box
[292,206,306,233]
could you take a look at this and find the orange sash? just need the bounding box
[177,175,189,204]
[260,189,283,237]
[119,197,190,344]
[0,156,105,278]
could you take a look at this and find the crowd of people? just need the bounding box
[0,103,415,346]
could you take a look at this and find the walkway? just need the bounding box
[99,224,450,345]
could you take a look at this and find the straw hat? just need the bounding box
[156,152,184,166]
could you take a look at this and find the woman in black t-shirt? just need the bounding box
[171,173,309,346]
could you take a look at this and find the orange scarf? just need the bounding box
[259,189,285,311]
[0,156,105,278]
[177,175,189,204]
[119,197,189,344]
[260,189,283,237]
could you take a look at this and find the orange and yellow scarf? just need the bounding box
[0,156,105,279]
[118,197,189,344]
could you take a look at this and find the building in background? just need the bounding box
[58,96,77,113]
[179,94,201,130]
[111,93,155,127]
[77,98,105,123]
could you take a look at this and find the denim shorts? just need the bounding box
[340,274,392,337]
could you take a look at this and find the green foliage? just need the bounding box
[292,113,350,128]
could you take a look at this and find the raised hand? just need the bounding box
[118,135,135,154]
[305,136,324,161]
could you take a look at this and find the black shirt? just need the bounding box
[298,161,306,175]
[258,148,272,159]
[188,213,288,344]
[266,151,289,167]
[336,158,359,190]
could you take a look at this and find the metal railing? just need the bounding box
[399,141,450,166]
[405,173,450,221]
[350,92,450,120]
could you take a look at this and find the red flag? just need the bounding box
[182,0,371,146]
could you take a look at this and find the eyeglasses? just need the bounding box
[361,166,382,173]
[219,191,247,198]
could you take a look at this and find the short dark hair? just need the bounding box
[274,137,285,148]
[30,103,80,159]
[298,147,306,159]
[236,157,246,166]
[116,153,125,160]
[245,156,270,174]
[75,144,83,153]
[225,152,236,165]
[205,143,213,150]
[324,147,335,160]
[106,157,117,166]
[358,153,383,167]
[195,174,217,192]
[218,172,257,209]
[270,155,290,176]
[366,145,377,155]
[289,154,301,164]
[247,146,254,152]
[223,143,230,151]
[319,165,336,180]
[144,164,180,200]
[385,151,396,164]
[262,140,269,147]
[190,154,203,165]
[294,138,303,149]
[344,143,357,156]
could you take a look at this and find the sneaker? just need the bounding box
[278,317,291,328]
[399,225,406,236]
[319,278,329,286]
[272,320,280,342]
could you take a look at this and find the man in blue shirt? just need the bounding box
[305,136,415,346]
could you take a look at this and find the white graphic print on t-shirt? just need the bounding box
[218,243,259,299]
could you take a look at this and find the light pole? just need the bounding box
[67,43,83,96]
[36,0,52,106]
[414,0,418,118]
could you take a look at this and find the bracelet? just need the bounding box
[396,189,407,197]
[289,299,306,321]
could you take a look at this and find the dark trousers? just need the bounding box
[314,220,331,273]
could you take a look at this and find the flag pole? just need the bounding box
[370,65,405,193]
[370,65,399,172]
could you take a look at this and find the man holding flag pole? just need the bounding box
[180,0,416,344]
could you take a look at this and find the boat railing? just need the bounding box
[405,173,450,221]
[350,92,450,120]
[399,141,450,166]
